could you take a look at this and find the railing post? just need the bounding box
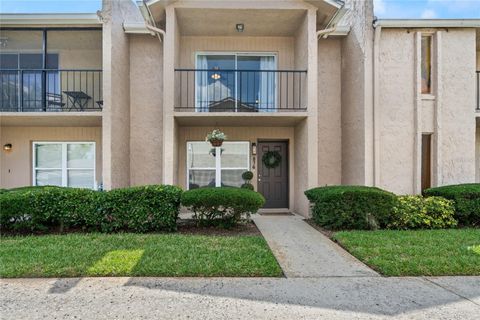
[19,70,24,112]
[42,70,47,111]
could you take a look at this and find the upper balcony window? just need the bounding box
[175,52,306,112]
[421,35,432,94]
[0,29,102,112]
[196,53,276,112]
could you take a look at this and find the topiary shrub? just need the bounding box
[389,195,457,229]
[423,184,480,227]
[181,187,265,228]
[241,183,254,190]
[305,185,397,230]
[98,185,183,233]
[241,171,254,181]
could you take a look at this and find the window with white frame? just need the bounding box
[187,141,249,189]
[33,142,96,189]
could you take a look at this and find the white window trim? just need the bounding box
[194,52,278,112]
[32,141,96,189]
[186,141,250,189]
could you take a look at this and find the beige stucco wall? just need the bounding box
[341,0,374,186]
[318,38,342,185]
[439,29,476,185]
[177,126,295,209]
[0,126,102,189]
[377,28,477,193]
[129,35,164,186]
[102,0,143,189]
[179,36,295,69]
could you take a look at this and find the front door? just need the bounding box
[257,141,288,208]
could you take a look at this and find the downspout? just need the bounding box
[142,0,165,43]
[372,22,382,186]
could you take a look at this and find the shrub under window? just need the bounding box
[181,187,265,228]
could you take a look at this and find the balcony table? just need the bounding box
[63,91,91,111]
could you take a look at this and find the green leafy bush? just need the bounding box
[389,195,457,229]
[181,187,265,228]
[305,186,397,230]
[98,185,182,232]
[0,186,98,232]
[0,185,182,233]
[423,184,480,226]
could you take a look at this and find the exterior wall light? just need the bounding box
[252,142,257,155]
[236,24,244,32]
[3,143,12,151]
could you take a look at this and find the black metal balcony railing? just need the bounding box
[175,69,307,112]
[477,71,479,112]
[0,69,103,112]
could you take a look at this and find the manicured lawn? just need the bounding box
[0,233,282,278]
[333,229,480,276]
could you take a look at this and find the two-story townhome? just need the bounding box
[1,0,479,217]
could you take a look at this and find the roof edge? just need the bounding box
[374,19,480,28]
[0,13,101,26]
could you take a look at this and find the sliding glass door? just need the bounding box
[195,53,276,112]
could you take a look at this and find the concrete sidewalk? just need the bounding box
[1,277,479,319]
[253,215,378,277]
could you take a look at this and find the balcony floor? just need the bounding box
[174,111,307,127]
[0,112,102,127]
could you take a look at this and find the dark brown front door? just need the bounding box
[258,141,288,208]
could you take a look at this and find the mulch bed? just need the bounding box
[177,220,261,236]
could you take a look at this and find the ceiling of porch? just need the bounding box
[176,8,306,36]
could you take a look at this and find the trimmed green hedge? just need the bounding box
[181,187,265,227]
[389,195,457,229]
[97,185,182,232]
[0,185,182,233]
[423,184,480,226]
[305,186,397,230]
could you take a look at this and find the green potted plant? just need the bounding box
[241,170,254,190]
[206,129,227,147]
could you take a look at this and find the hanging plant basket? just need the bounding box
[262,151,282,169]
[210,139,224,147]
[206,129,227,147]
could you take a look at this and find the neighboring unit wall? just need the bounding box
[377,28,477,193]
[318,38,342,185]
[129,35,164,186]
[0,127,102,189]
[377,29,416,194]
[439,29,476,185]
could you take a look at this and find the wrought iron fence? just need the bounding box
[0,69,103,112]
[174,69,307,112]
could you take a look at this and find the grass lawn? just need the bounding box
[333,229,480,276]
[0,233,282,278]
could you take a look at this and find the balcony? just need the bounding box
[0,69,102,112]
[174,69,307,112]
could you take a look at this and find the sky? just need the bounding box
[0,0,479,19]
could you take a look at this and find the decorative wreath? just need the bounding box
[262,151,282,169]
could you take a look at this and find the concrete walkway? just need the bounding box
[253,215,378,277]
[1,277,479,319]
